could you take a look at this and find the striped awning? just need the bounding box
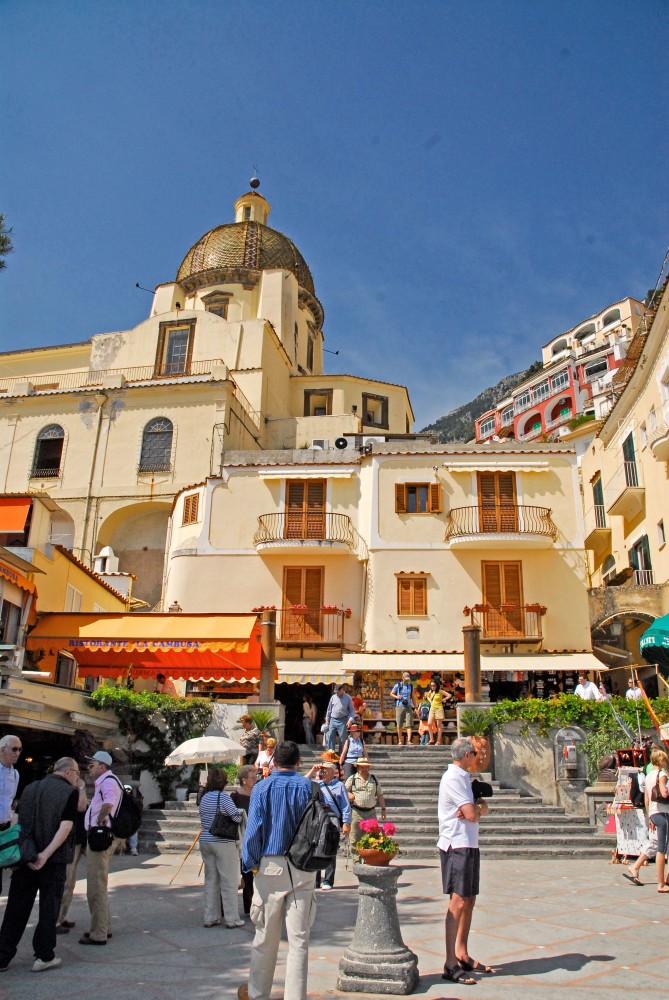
[342,652,605,674]
[277,660,354,685]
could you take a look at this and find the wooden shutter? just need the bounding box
[482,561,523,636]
[482,562,503,608]
[182,493,199,525]
[478,472,516,532]
[429,483,442,513]
[282,566,324,639]
[305,481,325,539]
[498,473,518,532]
[395,484,407,513]
[283,567,304,608]
[397,577,427,615]
[285,480,325,539]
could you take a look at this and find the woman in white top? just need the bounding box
[646,748,669,893]
[255,737,277,779]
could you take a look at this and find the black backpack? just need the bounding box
[419,702,430,721]
[103,775,143,839]
[287,781,342,872]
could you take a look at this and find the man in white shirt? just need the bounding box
[0,734,21,894]
[574,672,600,700]
[626,678,643,701]
[437,737,492,986]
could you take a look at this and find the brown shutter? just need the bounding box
[482,562,502,608]
[498,473,517,531]
[305,481,325,539]
[283,567,304,608]
[398,577,413,615]
[395,484,407,513]
[478,473,498,531]
[413,578,427,614]
[502,562,523,633]
[182,494,198,525]
[429,483,442,513]
[304,567,324,638]
[285,482,305,538]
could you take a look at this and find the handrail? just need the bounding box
[278,609,345,644]
[463,603,545,640]
[0,358,227,393]
[254,512,354,547]
[445,505,557,540]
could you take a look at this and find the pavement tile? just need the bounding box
[0,854,667,999]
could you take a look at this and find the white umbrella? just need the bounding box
[164,735,244,767]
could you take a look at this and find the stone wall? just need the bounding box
[588,583,668,623]
[492,721,589,815]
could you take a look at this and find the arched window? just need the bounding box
[551,338,568,356]
[602,309,621,328]
[32,424,65,477]
[139,418,173,473]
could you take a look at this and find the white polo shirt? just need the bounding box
[437,763,477,850]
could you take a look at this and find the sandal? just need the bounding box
[657,885,669,894]
[458,957,494,974]
[622,872,643,886]
[442,965,477,985]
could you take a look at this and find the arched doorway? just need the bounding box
[96,502,172,608]
[591,610,658,695]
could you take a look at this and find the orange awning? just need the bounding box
[0,558,37,596]
[0,497,31,533]
[26,612,264,683]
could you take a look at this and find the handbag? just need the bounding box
[209,793,240,841]
[0,823,37,869]
[650,770,668,804]
[87,825,115,852]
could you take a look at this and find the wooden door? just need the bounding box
[282,566,324,639]
[478,472,517,532]
[482,561,524,636]
[285,481,326,539]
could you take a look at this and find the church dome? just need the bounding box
[176,216,315,297]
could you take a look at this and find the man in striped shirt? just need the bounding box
[238,741,316,1000]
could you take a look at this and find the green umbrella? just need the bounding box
[640,614,669,671]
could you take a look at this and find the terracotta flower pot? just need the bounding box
[357,848,397,867]
[470,735,491,772]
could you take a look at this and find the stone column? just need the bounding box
[463,623,482,702]
[258,609,276,703]
[337,862,419,995]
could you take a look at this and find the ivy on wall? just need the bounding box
[90,688,214,800]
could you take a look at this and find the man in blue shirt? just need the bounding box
[238,741,316,1000]
[391,672,415,745]
[325,684,355,753]
[306,752,351,891]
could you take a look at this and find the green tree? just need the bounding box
[0,215,13,271]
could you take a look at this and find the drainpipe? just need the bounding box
[259,609,276,703]
[80,392,108,566]
[463,624,482,702]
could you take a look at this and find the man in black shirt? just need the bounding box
[0,757,80,974]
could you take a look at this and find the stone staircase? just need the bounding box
[139,744,612,859]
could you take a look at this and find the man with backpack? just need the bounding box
[80,750,122,946]
[239,741,319,1000]
[391,672,415,746]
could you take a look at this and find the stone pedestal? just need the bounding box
[337,862,419,995]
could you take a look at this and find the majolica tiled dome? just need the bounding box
[176,219,315,297]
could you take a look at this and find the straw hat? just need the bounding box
[354,758,371,768]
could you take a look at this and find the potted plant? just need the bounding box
[458,708,494,772]
[355,819,400,866]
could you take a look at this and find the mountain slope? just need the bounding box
[421,364,541,442]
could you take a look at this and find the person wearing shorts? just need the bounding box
[437,737,492,987]
[390,673,415,745]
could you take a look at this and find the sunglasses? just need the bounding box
[467,750,478,757]
[7,747,22,754]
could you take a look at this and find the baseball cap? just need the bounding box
[86,750,113,766]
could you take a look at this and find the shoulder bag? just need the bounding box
[209,792,240,840]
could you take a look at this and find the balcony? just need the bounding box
[632,569,655,586]
[583,504,611,553]
[463,603,545,643]
[445,505,558,549]
[254,512,354,553]
[605,462,645,520]
[278,608,346,646]
[649,409,669,462]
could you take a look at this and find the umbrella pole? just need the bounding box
[169,830,201,885]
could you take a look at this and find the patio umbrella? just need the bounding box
[640,614,669,672]
[164,735,244,767]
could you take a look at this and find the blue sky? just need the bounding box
[1,0,667,427]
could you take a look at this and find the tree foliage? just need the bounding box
[0,215,13,271]
[89,687,214,799]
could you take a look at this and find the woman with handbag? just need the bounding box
[646,748,669,893]
[198,769,244,927]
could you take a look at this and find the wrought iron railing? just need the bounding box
[445,505,557,540]
[605,460,644,506]
[254,512,354,547]
[279,609,345,644]
[29,466,61,479]
[137,459,172,473]
[463,603,545,640]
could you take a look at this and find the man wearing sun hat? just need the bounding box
[80,750,122,946]
[345,758,386,852]
[305,751,351,891]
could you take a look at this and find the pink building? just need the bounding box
[475,298,645,443]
